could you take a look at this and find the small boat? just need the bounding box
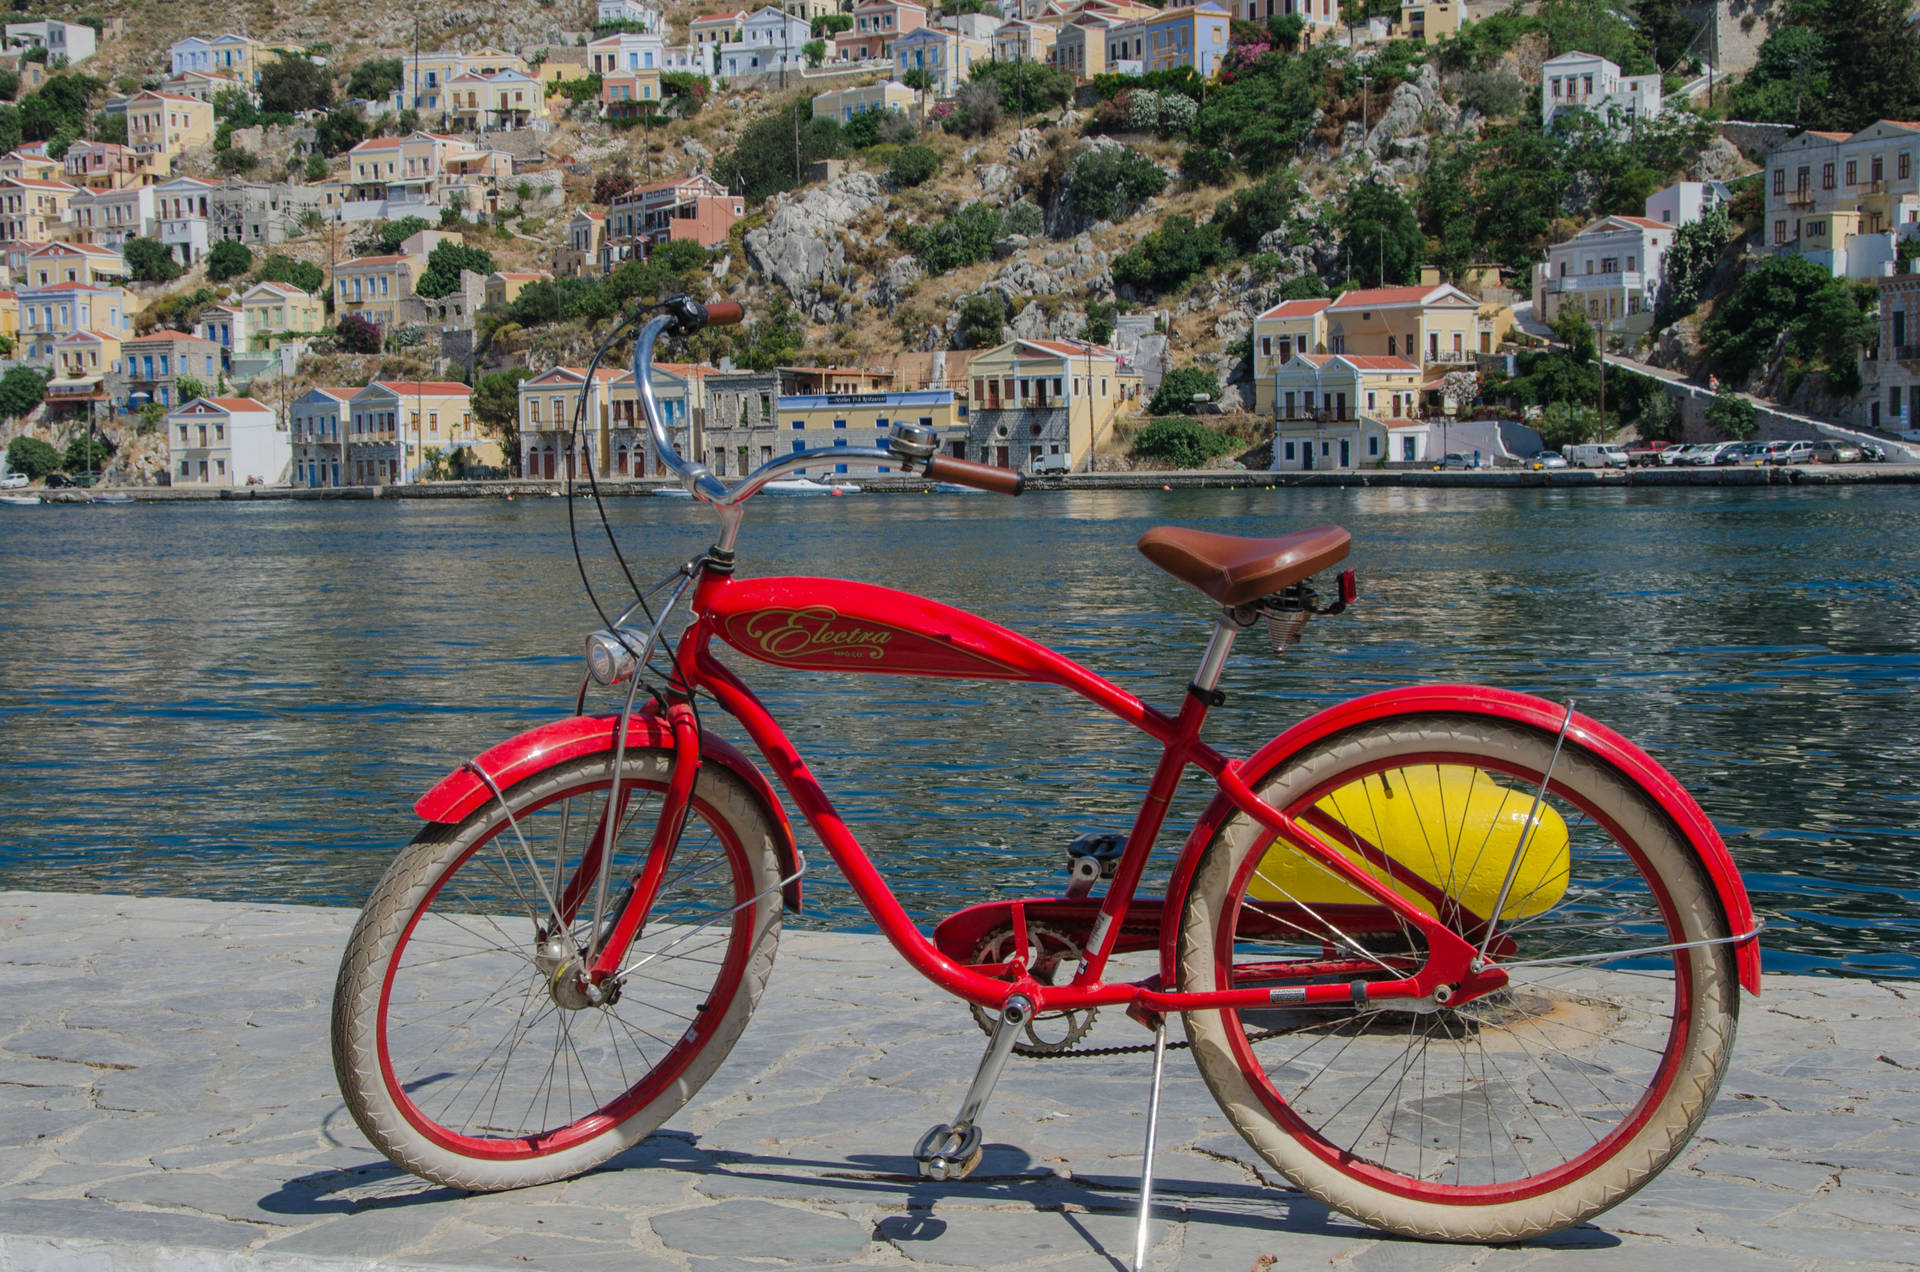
[651,485,692,498]
[766,478,859,495]
[93,493,133,504]
[931,482,986,495]
[1,494,39,507]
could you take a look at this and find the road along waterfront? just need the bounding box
[0,890,1915,1271]
[1,485,1917,976]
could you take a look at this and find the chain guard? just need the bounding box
[968,922,1098,1055]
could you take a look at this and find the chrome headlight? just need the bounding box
[584,627,644,686]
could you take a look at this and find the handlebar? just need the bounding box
[632,295,1025,547]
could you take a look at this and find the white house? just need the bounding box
[167,396,289,488]
[168,36,214,75]
[1644,180,1731,229]
[1532,214,1677,336]
[587,30,667,75]
[719,7,813,78]
[1541,51,1662,132]
[4,19,96,65]
[597,0,660,27]
[154,176,217,265]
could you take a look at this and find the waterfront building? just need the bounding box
[776,383,954,478]
[812,81,919,124]
[516,365,623,479]
[240,281,325,351]
[121,330,223,411]
[1763,121,1920,278]
[966,338,1130,472]
[166,396,288,487]
[1873,272,1920,441]
[701,368,780,475]
[126,92,216,174]
[346,380,481,485]
[1268,353,1425,471]
[1541,51,1663,133]
[1251,283,1483,416]
[0,177,79,242]
[1532,214,1678,337]
[289,387,356,488]
[46,329,117,416]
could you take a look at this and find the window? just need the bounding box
[1823,162,1834,190]
[1904,153,1914,182]
[1773,168,1785,196]
[1774,219,1787,244]
[1283,441,1295,460]
[1368,436,1379,457]
[791,419,804,429]
[833,417,846,429]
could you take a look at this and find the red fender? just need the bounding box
[414,714,803,912]
[1160,686,1761,994]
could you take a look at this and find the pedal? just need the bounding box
[1065,833,1125,899]
[913,1122,983,1181]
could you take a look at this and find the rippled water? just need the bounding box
[2,485,1916,976]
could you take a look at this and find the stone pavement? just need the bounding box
[1,890,1916,1272]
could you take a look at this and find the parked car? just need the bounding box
[1687,442,1738,465]
[1807,440,1863,463]
[1717,442,1766,465]
[1566,443,1630,468]
[0,473,26,489]
[1658,444,1698,465]
[1440,452,1476,470]
[1027,452,1071,475]
[1764,441,1815,465]
[1624,442,1671,466]
[43,472,73,488]
[1531,450,1569,469]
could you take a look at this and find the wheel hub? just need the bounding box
[535,935,609,1011]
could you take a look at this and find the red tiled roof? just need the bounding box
[1328,286,1436,309]
[1340,355,1420,372]
[1257,297,1332,320]
[311,386,360,400]
[368,380,474,396]
[206,396,269,411]
[1021,338,1116,358]
[125,329,212,343]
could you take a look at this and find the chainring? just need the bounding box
[968,921,1098,1055]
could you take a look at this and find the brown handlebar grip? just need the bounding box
[703,301,744,327]
[924,454,1025,496]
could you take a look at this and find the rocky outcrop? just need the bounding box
[1365,65,1459,159]
[743,172,886,321]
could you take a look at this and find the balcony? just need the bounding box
[1548,270,1645,293]
[1785,188,1817,209]
[1275,408,1357,424]
[1895,345,1920,365]
[974,404,1069,433]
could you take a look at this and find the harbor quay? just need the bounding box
[0,891,1915,1271]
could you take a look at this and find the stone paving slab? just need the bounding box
[0,890,1915,1271]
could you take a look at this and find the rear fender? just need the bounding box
[414,714,804,912]
[1161,686,1760,994]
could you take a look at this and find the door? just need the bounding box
[995,445,1010,467]
[1339,438,1351,467]
[1302,443,1314,471]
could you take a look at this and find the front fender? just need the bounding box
[415,714,803,913]
[1162,686,1761,994]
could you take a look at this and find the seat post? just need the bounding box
[1193,608,1252,694]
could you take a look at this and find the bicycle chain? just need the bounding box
[1019,1026,1293,1060]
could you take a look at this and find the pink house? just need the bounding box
[834,0,926,61]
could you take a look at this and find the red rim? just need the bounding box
[374,777,756,1161]
[1215,747,1695,1206]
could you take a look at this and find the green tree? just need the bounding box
[314,105,367,157]
[63,430,113,473]
[1084,300,1117,347]
[969,59,1075,117]
[0,68,18,102]
[122,237,183,284]
[719,96,845,203]
[1337,180,1423,288]
[377,215,435,254]
[843,106,913,149]
[1214,173,1302,255]
[1064,146,1166,223]
[898,201,1004,274]
[1536,0,1654,73]
[1633,386,1684,443]
[0,367,48,420]
[957,292,1009,348]
[1191,46,1325,175]
[742,299,806,371]
[1705,254,1858,381]
[1634,0,1701,72]
[1535,401,1601,450]
[304,153,329,181]
[1660,206,1730,319]
[472,368,532,474]
[207,239,253,281]
[255,254,326,293]
[886,144,939,188]
[259,57,335,114]
[347,57,404,101]
[1704,388,1756,440]
[1112,215,1229,294]
[901,67,933,93]
[215,146,258,175]
[1132,416,1235,468]
[5,435,58,476]
[176,375,208,404]
[1147,366,1223,416]
[802,39,826,68]
[812,13,853,36]
[90,108,126,145]
[416,239,497,298]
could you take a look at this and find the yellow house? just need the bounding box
[48,329,119,412]
[1252,283,1482,415]
[992,19,1058,64]
[126,91,215,172]
[775,386,960,479]
[240,280,325,350]
[207,34,282,86]
[811,80,919,123]
[0,289,19,342]
[965,337,1132,473]
[0,176,80,242]
[332,253,425,328]
[0,149,61,182]
[1396,0,1462,44]
[1269,353,1426,472]
[1051,16,1121,79]
[483,270,550,311]
[387,48,531,115]
[346,379,486,485]
[24,241,123,287]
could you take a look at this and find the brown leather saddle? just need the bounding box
[1137,525,1350,606]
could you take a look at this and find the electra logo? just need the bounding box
[740,608,892,661]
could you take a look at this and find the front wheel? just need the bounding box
[1178,714,1739,1242]
[332,749,784,1191]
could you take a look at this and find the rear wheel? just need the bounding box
[1178,714,1738,1241]
[332,749,784,1191]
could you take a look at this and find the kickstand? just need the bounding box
[1132,1018,1168,1272]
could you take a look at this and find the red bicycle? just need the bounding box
[332,296,1762,1250]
